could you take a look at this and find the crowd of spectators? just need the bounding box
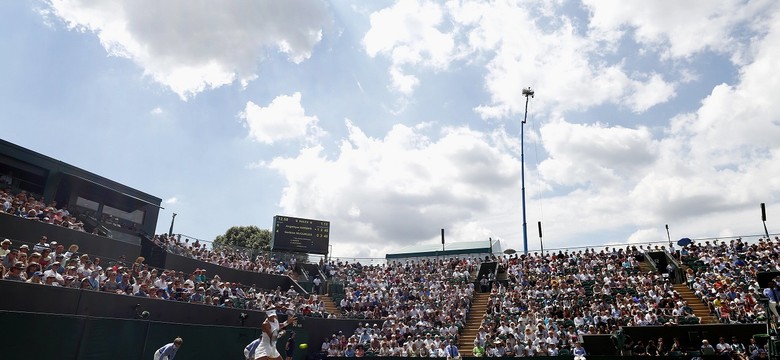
[0,235,328,318]
[313,257,478,356]
[679,237,779,325]
[449,247,701,356]
[1,189,84,231]
[318,326,467,357]
[316,241,774,357]
[5,186,780,359]
[152,233,298,277]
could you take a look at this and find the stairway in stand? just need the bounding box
[459,292,490,350]
[320,294,341,318]
[673,284,719,324]
[638,258,655,274]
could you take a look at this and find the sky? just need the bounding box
[1,0,779,259]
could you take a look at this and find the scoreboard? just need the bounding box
[270,215,330,254]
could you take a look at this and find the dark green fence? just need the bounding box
[0,311,313,360]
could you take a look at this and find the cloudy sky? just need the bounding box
[2,0,779,258]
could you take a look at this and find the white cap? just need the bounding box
[266,309,277,317]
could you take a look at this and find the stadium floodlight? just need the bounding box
[521,87,534,255]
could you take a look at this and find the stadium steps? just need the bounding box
[673,284,719,324]
[320,294,341,318]
[639,258,655,274]
[458,292,490,349]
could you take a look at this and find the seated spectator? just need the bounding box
[26,271,43,284]
[573,342,587,360]
[0,239,11,257]
[102,271,119,292]
[32,236,49,253]
[135,283,149,297]
[4,262,25,281]
[701,339,716,356]
[2,248,19,269]
[732,336,748,360]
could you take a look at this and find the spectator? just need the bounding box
[26,271,43,284]
[646,339,659,356]
[0,239,12,257]
[32,236,49,253]
[472,339,485,357]
[313,276,322,294]
[656,337,666,355]
[573,342,587,360]
[669,337,685,356]
[135,283,149,297]
[153,337,183,360]
[64,244,78,259]
[25,262,41,280]
[103,271,119,292]
[701,339,716,356]
[751,349,768,360]
[732,336,748,360]
[2,248,19,269]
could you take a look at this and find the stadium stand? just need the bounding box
[4,162,779,358]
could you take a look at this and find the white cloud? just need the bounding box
[627,9,780,223]
[389,67,420,95]
[624,73,677,113]
[42,0,329,99]
[538,120,657,187]
[363,0,456,95]
[266,120,523,257]
[241,92,324,144]
[527,8,780,245]
[150,107,163,115]
[582,0,775,61]
[30,1,780,256]
[456,1,680,118]
[265,7,780,251]
[364,0,455,68]
[164,197,178,205]
[364,0,679,116]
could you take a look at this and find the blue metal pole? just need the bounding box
[519,87,534,255]
[521,94,530,255]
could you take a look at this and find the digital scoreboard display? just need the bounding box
[271,215,330,254]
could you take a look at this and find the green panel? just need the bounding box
[281,326,314,360]
[329,283,345,296]
[144,321,260,359]
[0,311,83,359]
[0,311,317,360]
[77,317,147,359]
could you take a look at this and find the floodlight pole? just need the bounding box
[168,213,177,237]
[665,224,671,249]
[538,221,543,256]
[521,87,534,255]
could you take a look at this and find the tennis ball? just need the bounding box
[299,343,308,350]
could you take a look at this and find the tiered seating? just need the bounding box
[323,257,478,356]
[0,232,328,318]
[5,192,777,359]
[152,233,298,276]
[681,238,770,324]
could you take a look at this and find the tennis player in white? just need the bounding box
[252,308,296,360]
